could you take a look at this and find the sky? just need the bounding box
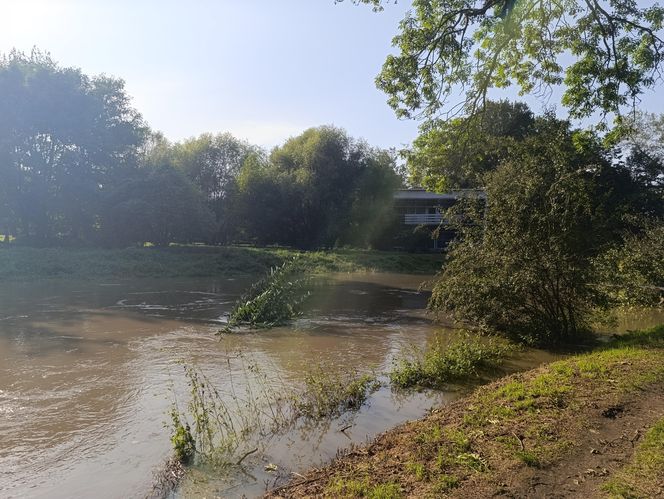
[1,0,663,150]
[0,0,421,149]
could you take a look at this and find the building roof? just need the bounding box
[394,188,486,200]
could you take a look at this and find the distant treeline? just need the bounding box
[0,50,403,249]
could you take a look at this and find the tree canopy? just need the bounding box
[235,126,402,248]
[431,110,662,344]
[351,0,664,121]
[0,52,404,249]
[0,49,146,244]
[407,99,534,191]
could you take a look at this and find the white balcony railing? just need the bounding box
[403,213,443,225]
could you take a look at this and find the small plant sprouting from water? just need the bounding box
[225,257,313,329]
[169,408,195,463]
[389,334,515,390]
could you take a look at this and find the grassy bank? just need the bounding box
[268,325,664,498]
[0,246,443,281]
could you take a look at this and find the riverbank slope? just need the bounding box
[268,325,664,498]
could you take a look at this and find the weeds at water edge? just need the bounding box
[389,334,515,390]
[168,355,380,469]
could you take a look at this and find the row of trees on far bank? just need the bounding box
[0,50,402,249]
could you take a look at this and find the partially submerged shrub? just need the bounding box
[428,127,644,346]
[227,257,312,328]
[389,335,514,389]
[169,408,196,463]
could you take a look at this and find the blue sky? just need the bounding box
[1,0,419,149]
[1,0,663,149]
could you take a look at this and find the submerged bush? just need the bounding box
[389,335,514,389]
[227,258,312,328]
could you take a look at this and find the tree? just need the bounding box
[101,164,215,247]
[407,100,534,191]
[596,221,664,306]
[621,111,664,192]
[169,133,258,202]
[143,132,261,243]
[0,49,146,244]
[430,115,652,345]
[340,148,403,247]
[350,0,664,121]
[234,126,401,248]
[235,151,302,246]
[624,110,664,159]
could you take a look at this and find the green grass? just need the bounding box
[289,324,664,497]
[291,366,380,419]
[406,461,428,481]
[514,449,542,468]
[389,334,515,389]
[0,245,442,281]
[325,478,403,498]
[433,474,460,493]
[603,416,664,498]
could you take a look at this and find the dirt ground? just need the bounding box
[464,387,664,498]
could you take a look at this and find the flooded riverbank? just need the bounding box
[1,274,661,498]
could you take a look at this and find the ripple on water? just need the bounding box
[2,275,656,498]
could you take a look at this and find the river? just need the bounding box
[1,273,661,498]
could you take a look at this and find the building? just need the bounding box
[393,188,485,250]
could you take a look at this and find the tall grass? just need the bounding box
[169,356,291,468]
[168,354,379,468]
[389,334,515,389]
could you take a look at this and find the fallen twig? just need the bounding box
[236,447,258,465]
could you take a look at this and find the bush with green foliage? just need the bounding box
[227,258,312,328]
[430,116,652,345]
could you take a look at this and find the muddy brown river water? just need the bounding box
[1,273,661,498]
